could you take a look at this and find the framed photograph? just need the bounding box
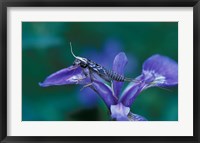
[0,0,199,142]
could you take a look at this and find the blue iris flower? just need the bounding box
[77,39,128,107]
[39,52,178,121]
[77,39,137,107]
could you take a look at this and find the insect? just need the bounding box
[70,42,136,85]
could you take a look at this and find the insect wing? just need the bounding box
[94,67,112,82]
[87,60,111,82]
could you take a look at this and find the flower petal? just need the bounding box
[120,81,146,107]
[110,103,130,121]
[142,54,178,86]
[90,80,118,108]
[112,52,128,97]
[39,66,90,87]
[120,55,178,107]
[128,112,148,121]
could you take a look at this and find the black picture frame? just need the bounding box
[0,0,199,143]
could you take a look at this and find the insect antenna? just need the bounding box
[70,42,78,58]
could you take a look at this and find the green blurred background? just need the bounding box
[22,22,178,121]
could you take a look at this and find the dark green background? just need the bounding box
[22,22,178,121]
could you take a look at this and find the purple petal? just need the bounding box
[112,52,128,97]
[142,54,178,86]
[128,112,148,121]
[120,81,146,107]
[90,80,118,108]
[110,103,130,121]
[120,55,178,107]
[39,66,90,87]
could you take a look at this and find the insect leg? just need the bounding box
[80,68,96,91]
[74,68,89,84]
[80,83,93,91]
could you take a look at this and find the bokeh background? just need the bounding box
[22,22,178,121]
